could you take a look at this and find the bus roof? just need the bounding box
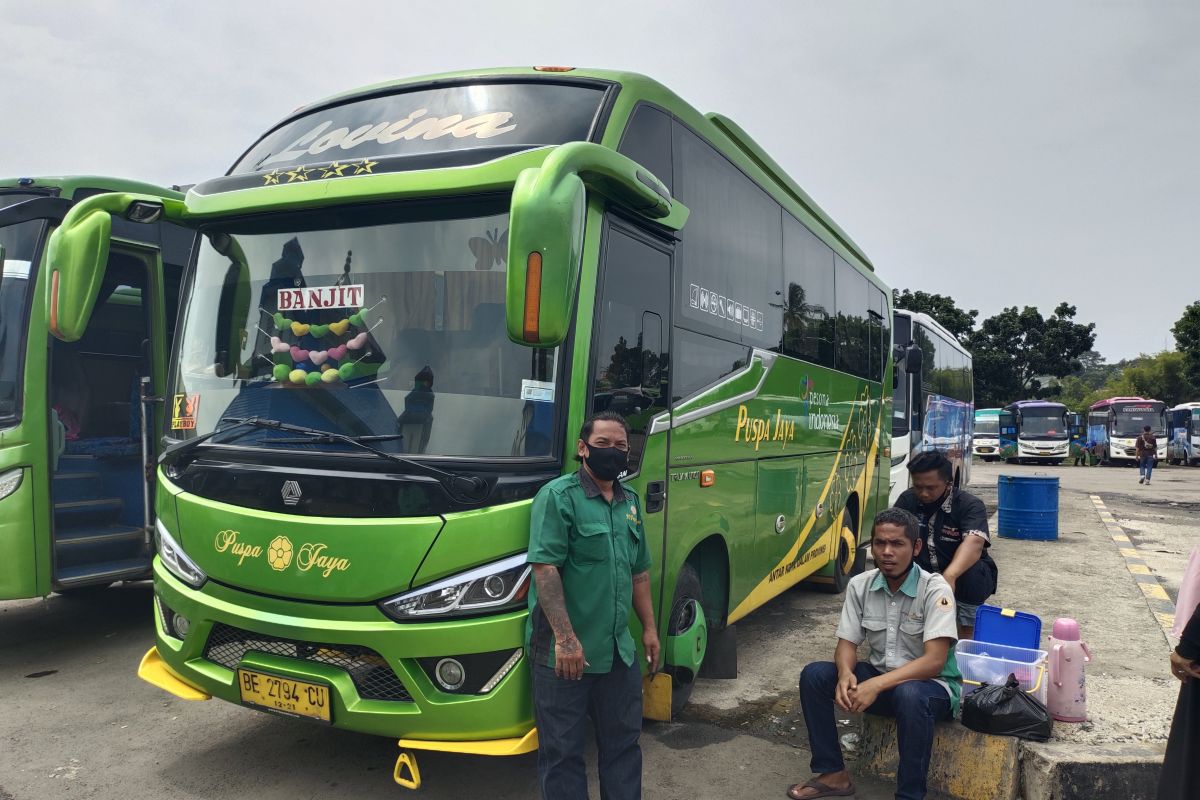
[1170,401,1200,410]
[0,175,183,201]
[1007,399,1067,409]
[1089,396,1164,411]
[220,67,876,277]
[893,309,971,356]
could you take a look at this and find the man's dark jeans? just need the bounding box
[800,661,952,800]
[1139,455,1154,481]
[532,651,642,800]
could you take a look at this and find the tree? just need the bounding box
[1172,301,1200,376]
[967,303,1096,408]
[893,289,978,343]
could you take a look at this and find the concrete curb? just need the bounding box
[857,716,1165,800]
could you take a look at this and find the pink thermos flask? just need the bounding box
[1047,618,1092,722]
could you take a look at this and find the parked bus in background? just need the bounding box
[0,177,192,599]
[890,309,972,504]
[48,68,892,777]
[1167,402,1200,466]
[1088,396,1167,465]
[998,400,1070,465]
[972,407,1001,461]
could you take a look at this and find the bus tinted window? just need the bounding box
[870,286,887,382]
[672,328,751,402]
[591,227,671,474]
[672,123,781,350]
[617,104,673,193]
[835,255,869,377]
[234,82,607,174]
[782,214,835,367]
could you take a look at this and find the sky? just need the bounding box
[3,1,1197,361]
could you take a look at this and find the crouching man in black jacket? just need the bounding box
[894,451,998,639]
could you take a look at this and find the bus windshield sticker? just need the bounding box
[232,83,606,175]
[690,283,764,332]
[521,379,554,403]
[171,393,200,430]
[277,285,366,311]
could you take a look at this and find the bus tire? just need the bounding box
[818,519,864,595]
[664,564,707,716]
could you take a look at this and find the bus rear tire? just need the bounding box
[819,520,865,595]
[665,564,706,717]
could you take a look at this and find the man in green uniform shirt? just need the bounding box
[527,411,660,800]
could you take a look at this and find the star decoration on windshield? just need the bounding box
[320,161,350,178]
[262,169,282,185]
[285,166,314,182]
[352,158,378,175]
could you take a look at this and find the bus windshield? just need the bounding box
[973,418,998,437]
[1020,409,1067,439]
[0,193,45,419]
[1114,409,1164,437]
[170,200,559,458]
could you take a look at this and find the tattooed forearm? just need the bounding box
[631,571,655,629]
[532,564,578,647]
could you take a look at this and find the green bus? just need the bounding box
[0,176,191,598]
[50,68,891,777]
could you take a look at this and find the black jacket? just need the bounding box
[1157,604,1200,800]
[894,487,998,605]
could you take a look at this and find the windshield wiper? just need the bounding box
[226,417,490,504]
[161,416,279,462]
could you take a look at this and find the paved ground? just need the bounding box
[1,459,1195,799]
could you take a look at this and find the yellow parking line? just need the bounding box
[1091,495,1176,644]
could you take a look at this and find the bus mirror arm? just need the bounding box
[505,143,689,347]
[45,192,187,342]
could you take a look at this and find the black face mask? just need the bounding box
[584,445,628,481]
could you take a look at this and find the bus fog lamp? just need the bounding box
[435,658,465,691]
[0,469,23,501]
[172,612,191,637]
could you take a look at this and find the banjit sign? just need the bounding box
[278,285,365,311]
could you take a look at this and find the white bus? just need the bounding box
[890,309,973,504]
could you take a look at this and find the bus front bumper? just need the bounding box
[144,559,535,746]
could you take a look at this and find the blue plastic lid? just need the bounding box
[973,604,1042,648]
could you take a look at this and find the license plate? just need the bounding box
[978,447,994,453]
[237,669,331,722]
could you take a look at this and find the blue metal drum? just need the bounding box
[997,475,1059,540]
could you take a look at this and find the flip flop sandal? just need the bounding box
[785,778,856,799]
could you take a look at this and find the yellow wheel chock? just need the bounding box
[393,749,421,790]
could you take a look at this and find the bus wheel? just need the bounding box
[664,564,707,716]
[819,520,864,595]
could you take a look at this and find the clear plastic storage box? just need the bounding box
[955,639,1048,705]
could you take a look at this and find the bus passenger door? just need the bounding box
[587,221,672,651]
[998,410,1017,461]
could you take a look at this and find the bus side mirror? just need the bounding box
[46,192,183,342]
[904,344,923,374]
[506,142,687,347]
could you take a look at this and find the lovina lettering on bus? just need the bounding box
[261,111,518,167]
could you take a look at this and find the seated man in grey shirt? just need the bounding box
[787,508,962,800]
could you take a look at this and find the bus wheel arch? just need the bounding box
[819,492,865,594]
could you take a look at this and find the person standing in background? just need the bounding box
[1137,425,1157,485]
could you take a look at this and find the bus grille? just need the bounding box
[203,623,413,702]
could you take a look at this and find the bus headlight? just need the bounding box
[155,520,207,589]
[379,554,531,621]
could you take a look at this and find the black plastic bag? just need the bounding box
[961,674,1053,742]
